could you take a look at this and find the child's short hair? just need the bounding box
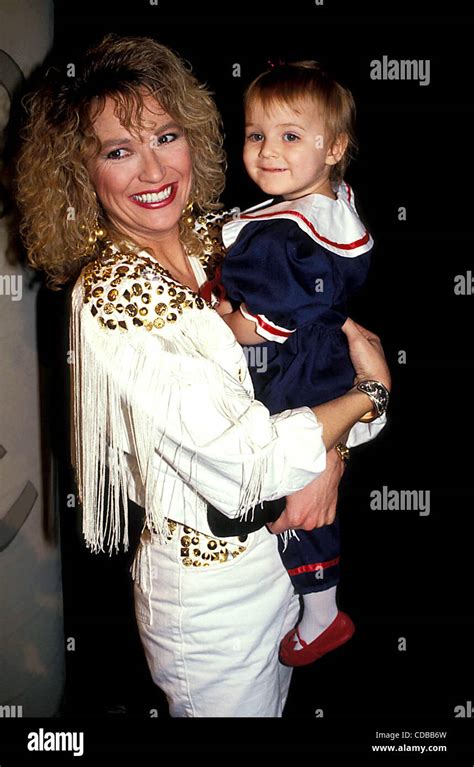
[244,61,357,185]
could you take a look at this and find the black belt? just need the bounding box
[207,497,286,538]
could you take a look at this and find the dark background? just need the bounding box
[38,0,474,740]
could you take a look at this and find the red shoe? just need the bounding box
[279,611,355,667]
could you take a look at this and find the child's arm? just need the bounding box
[221,304,263,345]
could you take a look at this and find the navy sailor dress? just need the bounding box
[220,182,373,594]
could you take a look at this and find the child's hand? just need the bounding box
[215,299,233,317]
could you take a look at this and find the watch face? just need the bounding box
[358,381,389,414]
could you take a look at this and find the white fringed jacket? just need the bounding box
[69,234,385,605]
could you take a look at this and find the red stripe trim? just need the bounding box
[287,556,340,577]
[245,309,293,338]
[241,205,369,251]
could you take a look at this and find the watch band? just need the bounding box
[356,379,390,422]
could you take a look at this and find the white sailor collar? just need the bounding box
[222,180,373,258]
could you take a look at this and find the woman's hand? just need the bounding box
[342,318,391,390]
[266,448,344,534]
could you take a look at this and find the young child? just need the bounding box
[216,61,374,666]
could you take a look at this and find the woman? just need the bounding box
[15,34,390,717]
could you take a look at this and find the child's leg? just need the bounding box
[297,585,338,646]
[278,517,350,652]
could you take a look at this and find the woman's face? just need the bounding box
[86,93,193,247]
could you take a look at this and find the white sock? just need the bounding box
[293,586,338,649]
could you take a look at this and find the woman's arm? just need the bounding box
[132,316,385,517]
[268,319,390,534]
[72,261,389,542]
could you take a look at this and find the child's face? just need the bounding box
[243,97,343,200]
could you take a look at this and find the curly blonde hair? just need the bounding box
[15,34,226,289]
[244,61,357,186]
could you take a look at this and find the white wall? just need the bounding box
[0,0,65,718]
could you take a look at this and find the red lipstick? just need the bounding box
[129,182,178,209]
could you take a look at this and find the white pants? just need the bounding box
[133,522,300,717]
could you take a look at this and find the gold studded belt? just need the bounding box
[165,519,248,568]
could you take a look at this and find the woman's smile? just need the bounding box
[130,182,178,207]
